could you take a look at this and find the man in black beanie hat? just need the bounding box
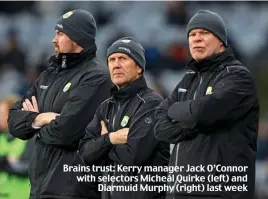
[155,10,259,199]
[8,9,112,199]
[79,37,170,199]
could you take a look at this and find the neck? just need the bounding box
[73,46,84,53]
[195,47,226,62]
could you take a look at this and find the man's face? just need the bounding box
[0,102,8,131]
[188,29,224,61]
[108,53,142,88]
[52,30,77,57]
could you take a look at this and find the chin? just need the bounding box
[55,50,59,57]
[113,79,127,88]
[193,54,206,61]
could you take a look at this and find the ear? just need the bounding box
[138,67,143,74]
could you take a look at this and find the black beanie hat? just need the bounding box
[55,9,97,50]
[186,10,227,47]
[107,37,146,72]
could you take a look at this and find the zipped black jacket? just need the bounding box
[154,47,259,199]
[8,49,113,199]
[79,76,170,199]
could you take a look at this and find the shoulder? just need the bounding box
[217,63,253,81]
[34,67,55,84]
[225,64,252,77]
[137,88,163,106]
[79,58,111,83]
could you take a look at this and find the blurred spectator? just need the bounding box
[0,2,36,15]
[165,1,189,27]
[255,121,268,199]
[26,51,49,86]
[2,28,26,74]
[0,96,32,199]
[0,64,22,100]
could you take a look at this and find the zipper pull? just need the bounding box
[61,55,67,68]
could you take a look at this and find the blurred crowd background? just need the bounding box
[0,1,268,199]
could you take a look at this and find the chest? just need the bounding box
[177,70,221,101]
[36,70,81,113]
[104,98,142,132]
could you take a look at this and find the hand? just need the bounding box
[22,96,39,113]
[7,156,18,164]
[101,120,108,135]
[109,128,129,145]
[33,112,60,128]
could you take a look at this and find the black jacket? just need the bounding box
[154,47,259,199]
[8,50,113,199]
[79,76,170,199]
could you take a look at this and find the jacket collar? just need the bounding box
[186,46,241,72]
[48,47,96,71]
[110,76,147,102]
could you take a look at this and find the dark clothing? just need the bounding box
[154,47,259,199]
[79,76,170,199]
[8,49,112,199]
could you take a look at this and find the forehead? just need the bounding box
[108,52,130,59]
[55,30,65,35]
[189,28,210,34]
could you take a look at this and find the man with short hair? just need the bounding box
[8,9,112,199]
[79,37,170,199]
[154,10,259,199]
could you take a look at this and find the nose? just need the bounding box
[193,33,202,43]
[52,36,57,44]
[112,59,121,69]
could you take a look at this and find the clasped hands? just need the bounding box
[21,96,60,128]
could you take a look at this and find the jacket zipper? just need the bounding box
[193,73,203,100]
[172,143,180,199]
[111,102,121,196]
[171,73,202,198]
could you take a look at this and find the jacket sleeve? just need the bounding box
[38,72,112,148]
[78,106,113,166]
[154,82,199,144]
[167,67,257,128]
[8,78,41,140]
[108,99,162,166]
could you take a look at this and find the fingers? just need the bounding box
[32,96,39,112]
[21,97,39,112]
[22,102,28,110]
[101,120,108,135]
[25,99,34,110]
[101,120,107,130]
[51,113,60,120]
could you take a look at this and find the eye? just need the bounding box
[57,32,63,36]
[120,57,127,60]
[189,33,195,37]
[202,31,210,35]
[108,58,115,63]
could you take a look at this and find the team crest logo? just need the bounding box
[121,116,129,127]
[62,11,73,19]
[63,82,72,92]
[205,86,213,95]
[120,39,131,43]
